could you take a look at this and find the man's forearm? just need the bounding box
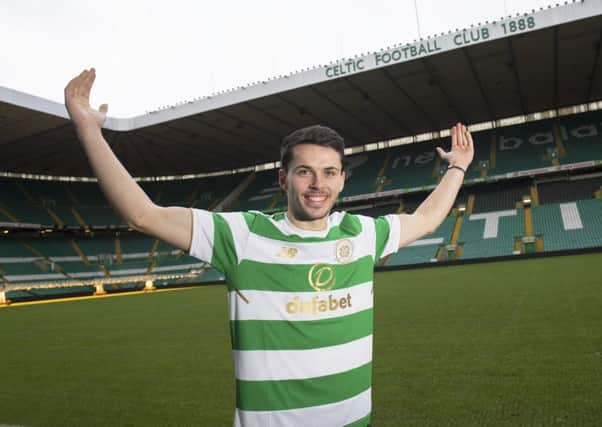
[77,126,155,228]
[413,168,465,233]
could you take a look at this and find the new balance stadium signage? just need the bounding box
[342,160,602,203]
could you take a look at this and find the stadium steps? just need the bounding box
[450,215,463,244]
[455,245,464,258]
[476,160,488,178]
[466,194,475,213]
[374,152,393,193]
[71,240,91,267]
[14,181,37,204]
[69,207,89,228]
[0,207,19,223]
[396,200,404,214]
[45,207,65,228]
[524,207,533,237]
[436,246,446,261]
[513,238,522,253]
[63,183,81,206]
[268,192,285,210]
[154,183,165,203]
[115,238,123,264]
[21,242,46,260]
[553,122,567,159]
[99,265,110,278]
[431,155,442,181]
[489,135,497,169]
[146,259,156,274]
[148,239,161,261]
[214,172,255,212]
[186,181,205,207]
[530,185,540,206]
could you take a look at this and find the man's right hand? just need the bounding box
[64,68,108,132]
[63,68,194,253]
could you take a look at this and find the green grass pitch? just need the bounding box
[1,253,601,426]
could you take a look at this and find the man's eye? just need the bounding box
[297,169,309,176]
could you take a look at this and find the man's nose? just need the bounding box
[309,172,322,188]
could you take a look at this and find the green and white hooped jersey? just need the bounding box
[189,209,400,427]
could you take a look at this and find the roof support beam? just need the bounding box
[587,27,602,102]
[553,26,559,108]
[243,101,299,132]
[421,58,465,124]
[310,86,386,140]
[137,127,239,165]
[507,38,526,115]
[379,68,439,131]
[343,77,412,134]
[462,48,495,121]
[186,115,275,158]
[217,110,282,140]
[124,131,155,177]
[273,94,362,146]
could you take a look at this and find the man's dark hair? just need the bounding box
[280,125,346,172]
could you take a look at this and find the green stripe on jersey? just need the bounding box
[231,256,374,292]
[231,309,373,350]
[374,216,392,261]
[344,413,371,427]
[236,363,372,411]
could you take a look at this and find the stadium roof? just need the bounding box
[2,0,602,178]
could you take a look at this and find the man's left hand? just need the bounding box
[436,122,474,170]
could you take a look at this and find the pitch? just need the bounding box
[1,253,601,426]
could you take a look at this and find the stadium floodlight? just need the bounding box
[522,196,532,207]
[458,204,467,213]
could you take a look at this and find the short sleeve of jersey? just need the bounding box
[188,209,250,275]
[374,214,401,261]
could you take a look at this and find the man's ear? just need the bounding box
[339,170,346,192]
[278,168,287,191]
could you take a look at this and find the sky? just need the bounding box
[1,0,557,117]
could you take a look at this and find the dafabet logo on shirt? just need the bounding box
[285,263,352,315]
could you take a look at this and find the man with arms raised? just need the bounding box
[65,69,473,427]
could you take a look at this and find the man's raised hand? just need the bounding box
[436,122,475,171]
[64,68,108,132]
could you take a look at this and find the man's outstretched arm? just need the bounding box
[64,69,192,251]
[397,123,474,249]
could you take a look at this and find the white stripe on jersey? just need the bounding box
[189,209,214,263]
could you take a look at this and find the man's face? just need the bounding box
[279,144,345,226]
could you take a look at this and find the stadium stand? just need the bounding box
[532,198,602,251]
[385,216,456,266]
[459,209,525,259]
[4,117,602,287]
[537,174,602,204]
[4,0,602,303]
[470,179,531,213]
